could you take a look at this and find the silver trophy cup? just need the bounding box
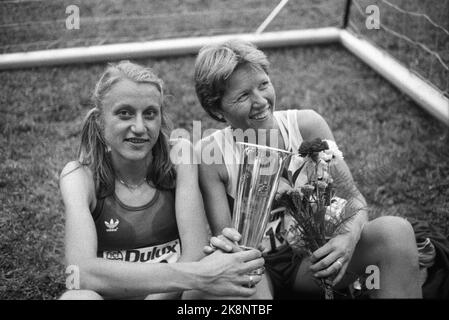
[232,142,292,250]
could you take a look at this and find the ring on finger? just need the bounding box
[335,259,343,269]
[248,275,255,288]
[249,266,265,276]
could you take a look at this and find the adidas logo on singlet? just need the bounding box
[105,218,119,232]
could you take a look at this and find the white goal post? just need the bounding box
[0,28,341,69]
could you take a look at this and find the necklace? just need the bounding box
[116,176,148,190]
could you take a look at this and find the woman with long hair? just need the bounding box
[59,60,263,299]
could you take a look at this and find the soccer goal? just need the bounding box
[0,0,447,125]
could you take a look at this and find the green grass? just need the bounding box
[1,0,448,300]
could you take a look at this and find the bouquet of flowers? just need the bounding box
[275,138,357,299]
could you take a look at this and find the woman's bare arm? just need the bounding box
[60,161,263,298]
[173,139,209,261]
[196,138,233,236]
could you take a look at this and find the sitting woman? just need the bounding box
[59,60,264,300]
[194,40,422,299]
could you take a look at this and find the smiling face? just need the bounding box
[102,78,162,162]
[219,63,276,131]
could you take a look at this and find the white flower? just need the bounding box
[323,139,344,160]
[319,151,333,161]
[325,196,347,221]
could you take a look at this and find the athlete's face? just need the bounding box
[219,63,276,131]
[102,79,162,162]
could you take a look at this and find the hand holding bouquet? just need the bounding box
[275,138,356,299]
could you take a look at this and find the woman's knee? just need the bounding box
[59,289,103,300]
[367,216,415,244]
[363,216,418,259]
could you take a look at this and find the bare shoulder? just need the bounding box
[295,109,335,141]
[194,133,215,153]
[195,134,228,183]
[170,137,195,167]
[60,160,93,183]
[171,137,193,149]
[195,133,221,165]
[59,161,96,206]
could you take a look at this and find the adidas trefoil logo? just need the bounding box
[105,218,119,232]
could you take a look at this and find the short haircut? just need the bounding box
[194,39,270,122]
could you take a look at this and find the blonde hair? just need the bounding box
[78,60,175,197]
[194,39,270,122]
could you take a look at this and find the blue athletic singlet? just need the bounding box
[92,189,181,263]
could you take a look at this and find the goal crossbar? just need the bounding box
[0,27,447,126]
[0,28,340,69]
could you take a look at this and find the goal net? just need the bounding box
[0,0,346,53]
[1,0,447,122]
[347,0,449,99]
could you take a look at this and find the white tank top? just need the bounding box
[210,110,303,199]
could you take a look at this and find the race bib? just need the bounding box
[100,239,181,264]
[261,215,288,253]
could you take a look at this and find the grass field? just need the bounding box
[1,0,448,300]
